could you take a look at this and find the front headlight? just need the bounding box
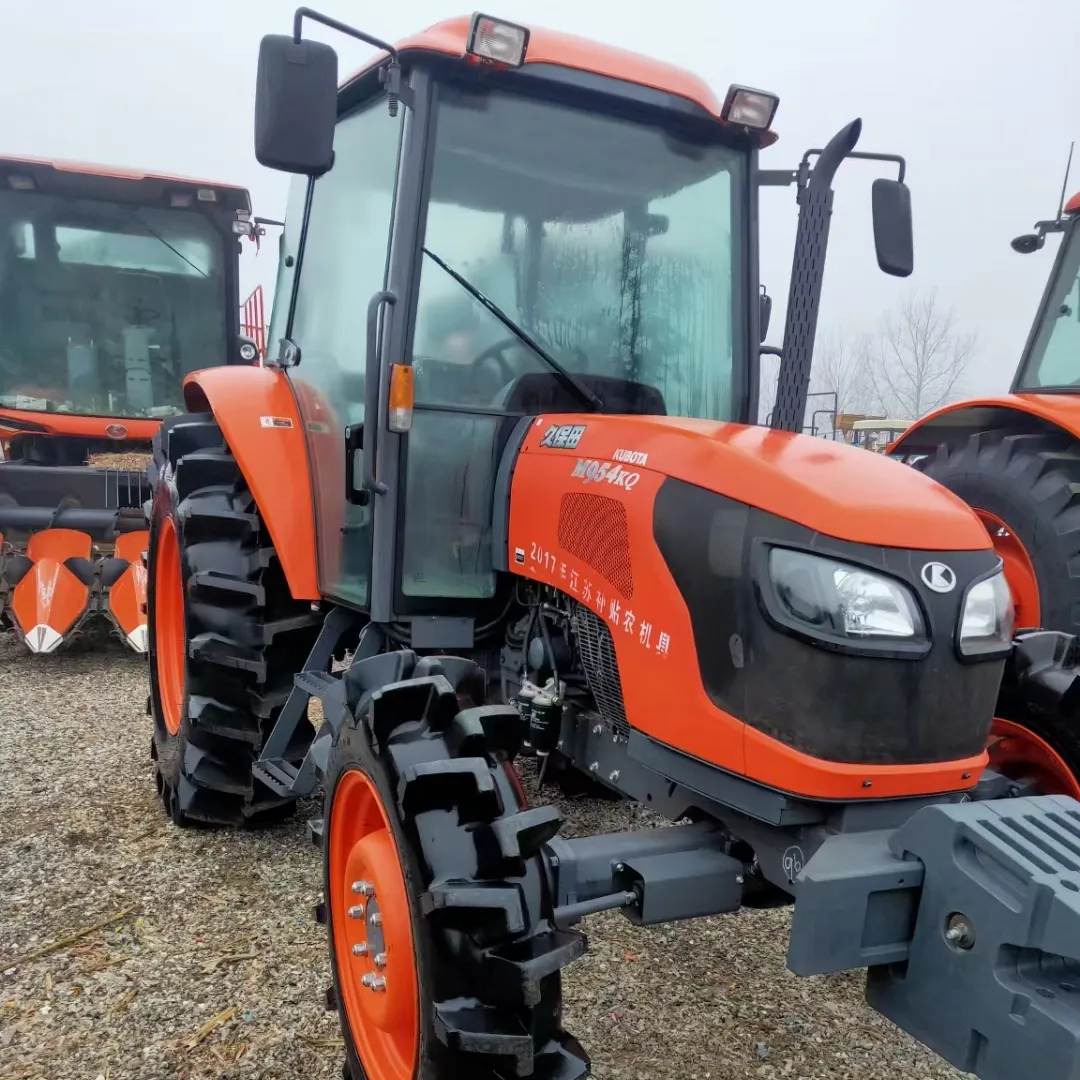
[765,547,927,650]
[958,570,1014,657]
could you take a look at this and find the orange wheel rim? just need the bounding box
[974,508,1041,629]
[329,769,419,1080]
[155,517,186,737]
[988,717,1080,798]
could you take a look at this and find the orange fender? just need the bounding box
[107,530,149,652]
[890,394,1080,455]
[183,366,319,601]
[10,529,94,652]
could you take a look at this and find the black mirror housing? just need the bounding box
[871,178,913,277]
[759,287,772,342]
[254,34,338,175]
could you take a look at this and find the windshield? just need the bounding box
[1016,220,1080,390]
[0,190,229,418]
[410,84,747,419]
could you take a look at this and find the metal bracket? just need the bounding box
[252,608,370,798]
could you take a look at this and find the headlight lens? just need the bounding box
[767,547,926,642]
[958,570,1014,656]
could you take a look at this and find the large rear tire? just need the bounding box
[147,413,322,826]
[323,650,589,1080]
[914,432,1080,796]
[914,431,1080,632]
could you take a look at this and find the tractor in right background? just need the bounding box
[890,183,1080,795]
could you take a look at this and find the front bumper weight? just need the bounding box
[790,794,1080,1080]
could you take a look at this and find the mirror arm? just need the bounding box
[292,7,398,58]
[292,7,404,114]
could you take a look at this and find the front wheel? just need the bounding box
[323,651,590,1080]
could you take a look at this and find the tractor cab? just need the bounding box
[0,158,259,653]
[257,11,912,619]
[1010,192,1080,393]
[0,157,254,438]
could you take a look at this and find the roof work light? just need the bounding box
[466,13,531,67]
[721,85,780,130]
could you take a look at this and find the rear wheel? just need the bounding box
[914,431,1080,632]
[994,631,1080,798]
[147,413,321,826]
[917,432,1080,795]
[323,651,589,1080]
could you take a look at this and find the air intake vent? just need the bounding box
[572,601,630,736]
[558,492,633,600]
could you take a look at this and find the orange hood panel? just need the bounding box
[522,414,991,552]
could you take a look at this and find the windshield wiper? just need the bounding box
[422,247,602,412]
[127,210,209,278]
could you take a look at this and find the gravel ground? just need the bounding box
[0,628,967,1080]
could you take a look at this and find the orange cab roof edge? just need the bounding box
[1066,191,1080,216]
[339,16,778,147]
[0,155,252,211]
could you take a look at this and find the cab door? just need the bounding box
[266,95,405,609]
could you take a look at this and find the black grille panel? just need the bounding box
[572,601,629,736]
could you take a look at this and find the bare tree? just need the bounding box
[808,327,875,432]
[865,289,976,419]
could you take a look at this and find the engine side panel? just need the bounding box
[506,415,993,800]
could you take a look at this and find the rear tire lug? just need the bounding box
[348,904,365,919]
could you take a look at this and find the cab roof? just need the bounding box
[342,15,778,148]
[0,156,251,213]
[1067,191,1080,215]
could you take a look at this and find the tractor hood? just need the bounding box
[521,414,991,551]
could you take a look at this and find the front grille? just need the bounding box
[572,601,629,736]
[558,491,633,600]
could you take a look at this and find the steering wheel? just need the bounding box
[470,337,521,386]
[469,336,592,400]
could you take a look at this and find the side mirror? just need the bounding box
[871,178,913,277]
[759,286,772,342]
[254,34,338,175]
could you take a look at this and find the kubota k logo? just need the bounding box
[105,423,128,439]
[920,561,956,594]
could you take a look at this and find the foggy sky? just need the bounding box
[3,0,1078,399]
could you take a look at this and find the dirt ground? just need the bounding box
[0,630,967,1080]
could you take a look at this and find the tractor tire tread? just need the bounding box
[148,411,320,828]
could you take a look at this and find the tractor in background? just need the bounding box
[890,173,1080,795]
[145,10,1080,1080]
[0,156,264,653]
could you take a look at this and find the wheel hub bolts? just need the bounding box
[348,903,365,919]
[374,952,387,969]
[352,880,375,896]
[361,973,387,992]
[352,942,368,956]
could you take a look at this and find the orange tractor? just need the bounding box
[0,157,263,653]
[146,10,1080,1080]
[890,174,1080,795]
